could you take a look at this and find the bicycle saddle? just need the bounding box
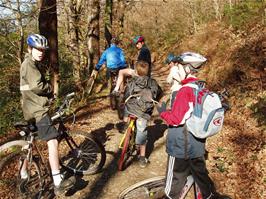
[14,120,38,132]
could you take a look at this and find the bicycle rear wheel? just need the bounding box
[119,176,165,199]
[0,152,43,199]
[58,130,106,175]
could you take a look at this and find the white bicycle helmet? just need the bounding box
[178,52,207,69]
[27,34,49,49]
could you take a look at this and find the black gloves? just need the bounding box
[156,101,166,114]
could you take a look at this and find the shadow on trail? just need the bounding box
[79,120,167,199]
[90,122,115,145]
[81,150,121,199]
[74,96,111,122]
[55,123,114,198]
[146,119,167,158]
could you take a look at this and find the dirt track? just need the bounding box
[62,63,170,199]
[55,62,265,199]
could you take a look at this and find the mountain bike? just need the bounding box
[118,114,137,171]
[118,94,158,171]
[118,175,202,199]
[0,92,106,198]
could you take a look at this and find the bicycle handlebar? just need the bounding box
[51,92,75,121]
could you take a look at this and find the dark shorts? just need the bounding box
[36,115,59,141]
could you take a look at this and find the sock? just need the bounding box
[52,170,63,186]
[113,86,119,92]
[20,169,28,179]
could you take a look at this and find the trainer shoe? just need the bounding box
[138,156,149,168]
[54,176,76,196]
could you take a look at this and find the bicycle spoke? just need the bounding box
[59,131,106,175]
[119,176,165,199]
[0,152,42,198]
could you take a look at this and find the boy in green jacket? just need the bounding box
[20,34,75,195]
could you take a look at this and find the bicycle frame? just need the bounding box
[118,117,136,149]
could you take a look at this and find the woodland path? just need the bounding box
[56,61,265,199]
[63,62,171,199]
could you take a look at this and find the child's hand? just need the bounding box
[156,101,166,114]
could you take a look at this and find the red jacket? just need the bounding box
[160,77,198,126]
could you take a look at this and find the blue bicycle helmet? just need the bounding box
[27,34,49,49]
[164,53,179,64]
[132,35,144,45]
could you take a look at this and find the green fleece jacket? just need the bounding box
[20,53,51,122]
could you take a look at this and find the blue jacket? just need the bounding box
[96,44,126,70]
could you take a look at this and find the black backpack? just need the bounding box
[126,77,162,113]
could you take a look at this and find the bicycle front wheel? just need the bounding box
[58,130,106,175]
[119,176,165,199]
[0,152,43,199]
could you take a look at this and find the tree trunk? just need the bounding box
[39,0,59,96]
[87,0,100,75]
[117,0,126,37]
[16,0,24,65]
[67,0,82,88]
[105,0,113,46]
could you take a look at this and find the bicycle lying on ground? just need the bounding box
[118,94,158,171]
[0,92,106,198]
[118,175,202,199]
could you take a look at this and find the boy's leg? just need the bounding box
[135,118,149,167]
[113,68,135,92]
[190,157,216,199]
[47,139,61,183]
[139,144,146,157]
[135,118,148,148]
[36,115,75,192]
[165,156,190,199]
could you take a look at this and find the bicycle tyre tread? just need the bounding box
[119,176,165,199]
